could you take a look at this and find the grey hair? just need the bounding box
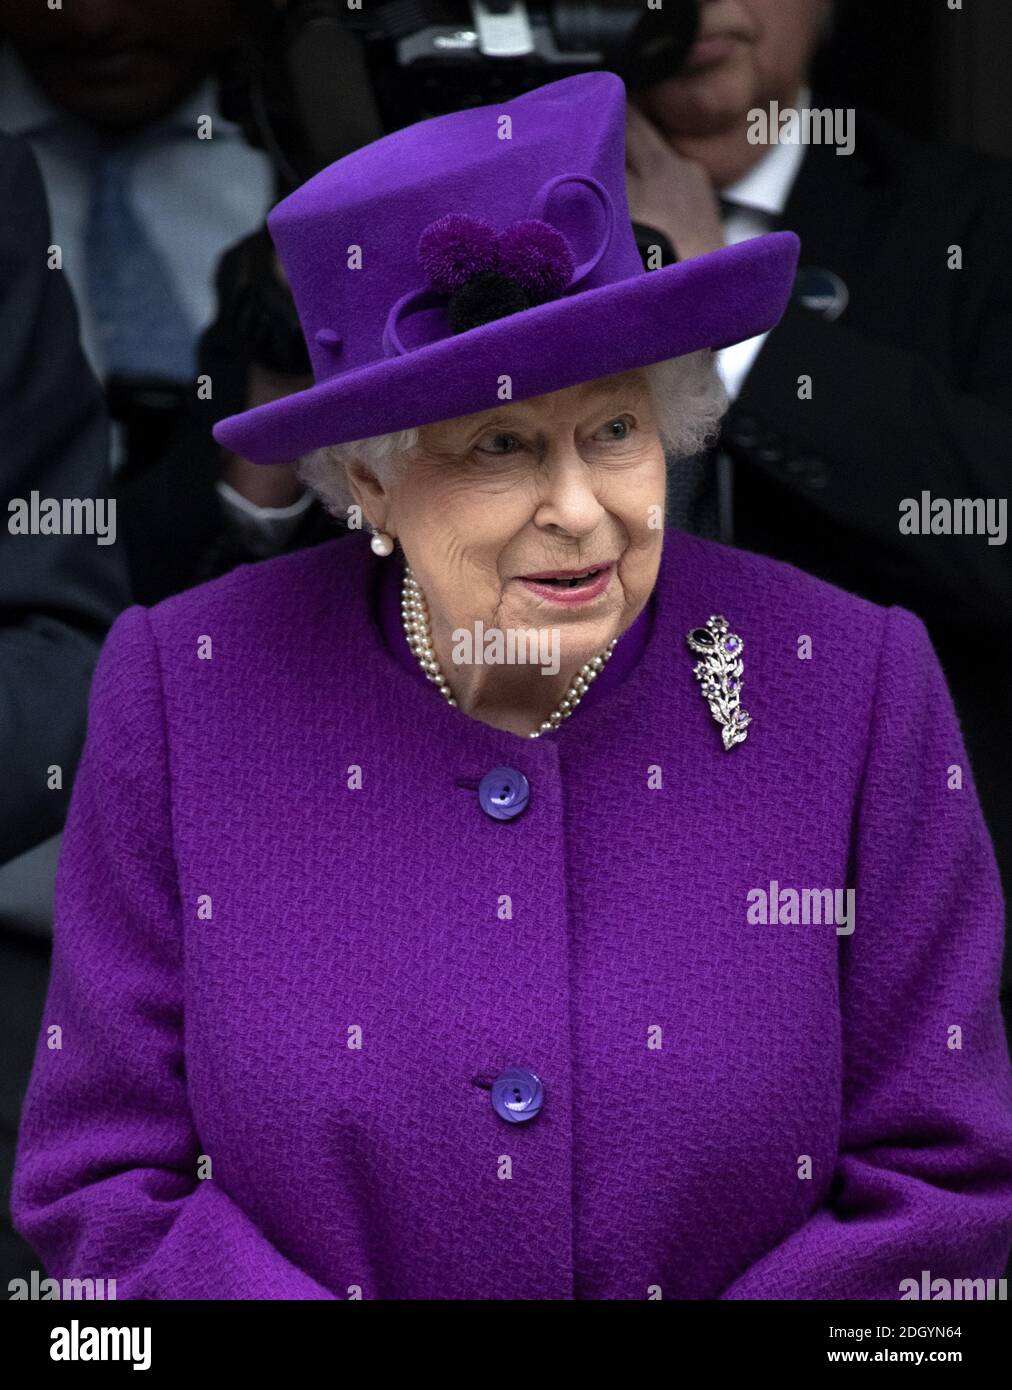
[295,350,728,523]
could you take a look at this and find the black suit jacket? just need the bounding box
[0,133,130,865]
[718,109,1012,1016]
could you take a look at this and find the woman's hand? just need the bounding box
[625,102,726,261]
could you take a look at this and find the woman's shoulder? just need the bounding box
[90,533,371,705]
[143,533,368,638]
[663,527,939,699]
[666,526,905,643]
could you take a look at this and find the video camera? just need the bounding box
[221,0,700,188]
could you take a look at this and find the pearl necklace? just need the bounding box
[400,564,618,738]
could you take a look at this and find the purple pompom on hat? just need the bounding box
[417,213,501,294]
[496,219,575,301]
[415,212,579,332]
[417,212,575,306]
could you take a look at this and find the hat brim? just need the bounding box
[213,230,800,466]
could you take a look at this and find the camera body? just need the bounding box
[221,0,700,186]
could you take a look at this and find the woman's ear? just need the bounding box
[344,458,389,526]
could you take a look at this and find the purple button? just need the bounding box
[478,767,530,821]
[491,1066,544,1124]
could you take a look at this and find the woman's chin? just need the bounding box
[505,593,623,646]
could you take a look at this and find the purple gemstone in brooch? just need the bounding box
[686,614,750,750]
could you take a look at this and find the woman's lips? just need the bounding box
[516,564,613,606]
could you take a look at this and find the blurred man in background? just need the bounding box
[625,0,1012,1031]
[0,0,317,581]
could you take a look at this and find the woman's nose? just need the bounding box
[532,450,606,536]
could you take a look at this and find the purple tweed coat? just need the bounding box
[12,527,1012,1300]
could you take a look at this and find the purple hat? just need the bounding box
[213,71,799,466]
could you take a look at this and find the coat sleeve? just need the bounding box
[10,605,335,1299]
[721,604,1012,1299]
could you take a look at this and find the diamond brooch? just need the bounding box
[686,615,751,751]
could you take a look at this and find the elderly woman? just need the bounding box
[12,73,1012,1301]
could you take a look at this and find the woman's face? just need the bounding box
[353,369,666,676]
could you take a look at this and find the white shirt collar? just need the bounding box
[721,85,811,217]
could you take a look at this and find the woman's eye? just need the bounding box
[595,416,635,443]
[475,432,520,456]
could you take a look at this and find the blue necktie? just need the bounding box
[85,135,195,381]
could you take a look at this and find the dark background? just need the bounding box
[817,0,1011,157]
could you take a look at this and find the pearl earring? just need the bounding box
[370,527,394,557]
